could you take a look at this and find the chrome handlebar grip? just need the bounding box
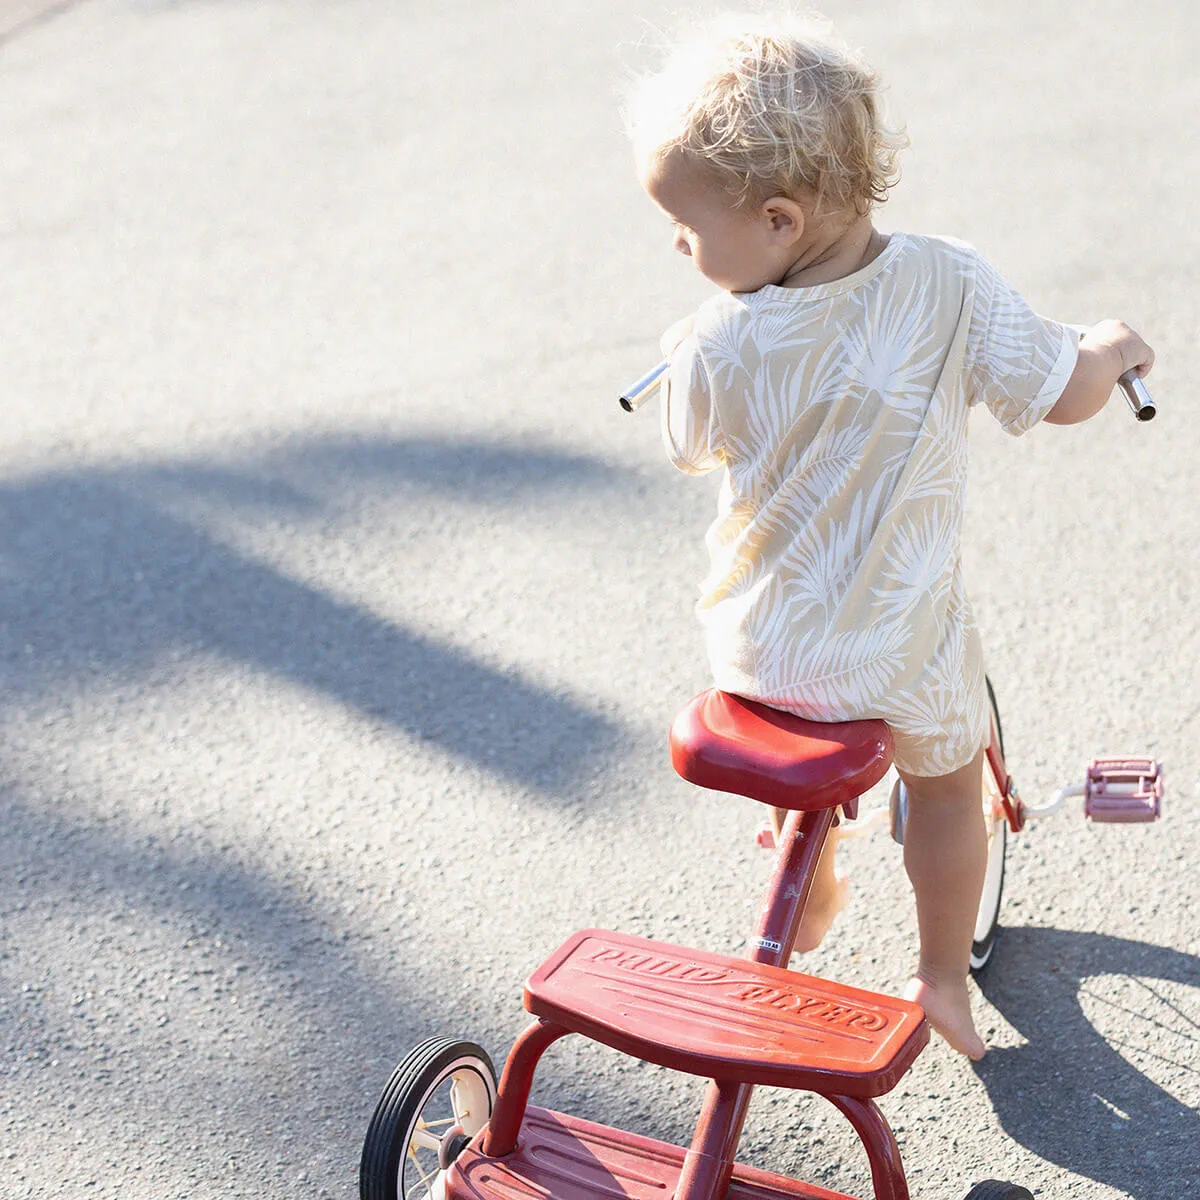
[619,360,669,412]
[1118,371,1155,421]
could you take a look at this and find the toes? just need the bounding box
[903,977,986,1060]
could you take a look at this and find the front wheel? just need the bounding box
[360,1037,497,1200]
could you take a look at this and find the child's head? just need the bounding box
[625,12,905,290]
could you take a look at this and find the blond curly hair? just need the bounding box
[625,13,907,215]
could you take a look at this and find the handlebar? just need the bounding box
[1119,370,1155,421]
[620,363,1157,421]
[618,361,669,412]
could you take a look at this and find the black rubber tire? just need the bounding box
[970,677,1007,974]
[963,1181,1035,1200]
[360,1036,497,1200]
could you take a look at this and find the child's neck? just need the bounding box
[776,213,887,289]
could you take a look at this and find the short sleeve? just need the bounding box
[660,333,724,474]
[965,254,1078,435]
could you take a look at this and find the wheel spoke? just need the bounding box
[405,1175,435,1200]
[405,1144,438,1200]
[410,1127,442,1152]
[405,1172,438,1200]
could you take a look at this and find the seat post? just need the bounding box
[673,805,838,1200]
[751,806,837,968]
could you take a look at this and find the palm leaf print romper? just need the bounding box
[661,234,1078,777]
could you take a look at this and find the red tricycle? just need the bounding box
[357,666,1163,1200]
[358,367,1159,1200]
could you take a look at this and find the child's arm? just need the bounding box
[659,313,724,475]
[660,314,695,357]
[1043,320,1155,426]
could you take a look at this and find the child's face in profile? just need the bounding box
[641,152,800,293]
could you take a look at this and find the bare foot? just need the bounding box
[902,974,986,1060]
[791,874,850,954]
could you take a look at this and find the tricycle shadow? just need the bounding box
[972,926,1199,1197]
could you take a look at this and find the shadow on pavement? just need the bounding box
[0,779,503,1194]
[0,0,87,46]
[0,773,707,1195]
[0,430,685,1194]
[973,925,1199,1197]
[0,432,633,799]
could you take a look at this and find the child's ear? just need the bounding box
[762,197,806,245]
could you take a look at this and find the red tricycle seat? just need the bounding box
[670,690,894,812]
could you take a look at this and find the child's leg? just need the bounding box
[896,747,988,1060]
[771,806,849,955]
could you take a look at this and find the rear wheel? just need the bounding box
[963,1182,1034,1200]
[970,677,1007,973]
[360,1037,497,1200]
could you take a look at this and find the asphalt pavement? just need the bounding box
[0,2,1196,1198]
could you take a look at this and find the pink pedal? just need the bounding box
[1084,758,1163,823]
[756,825,777,850]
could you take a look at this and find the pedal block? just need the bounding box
[1085,758,1163,823]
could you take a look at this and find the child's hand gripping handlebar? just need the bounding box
[621,364,1158,419]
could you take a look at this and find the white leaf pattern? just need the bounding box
[747,300,819,359]
[775,508,862,624]
[871,507,958,621]
[766,620,913,714]
[841,273,948,423]
[788,423,872,506]
[702,307,755,387]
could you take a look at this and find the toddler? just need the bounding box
[624,13,1153,1060]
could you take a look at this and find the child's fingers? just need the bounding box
[1095,320,1155,380]
[1121,336,1154,380]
